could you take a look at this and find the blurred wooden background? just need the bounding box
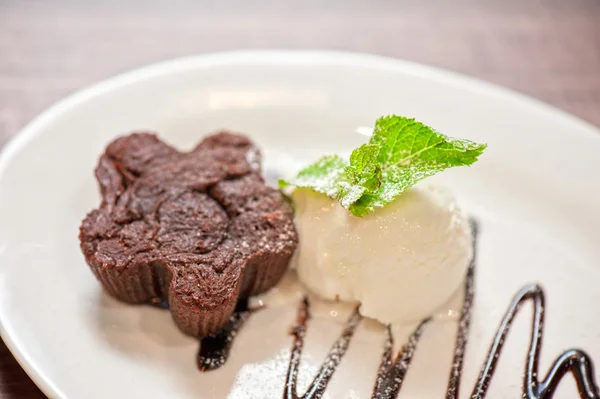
[1,0,599,397]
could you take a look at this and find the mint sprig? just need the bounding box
[279,115,486,217]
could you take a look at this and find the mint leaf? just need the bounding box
[278,154,347,197]
[348,116,486,216]
[337,144,381,208]
[281,115,486,216]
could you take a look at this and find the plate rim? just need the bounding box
[0,49,599,399]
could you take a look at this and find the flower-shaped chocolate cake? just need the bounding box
[80,132,297,336]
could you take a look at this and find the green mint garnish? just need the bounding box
[279,115,486,217]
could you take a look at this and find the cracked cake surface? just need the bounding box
[79,132,297,336]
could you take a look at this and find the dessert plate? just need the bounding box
[1,51,599,399]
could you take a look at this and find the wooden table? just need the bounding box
[1,0,599,397]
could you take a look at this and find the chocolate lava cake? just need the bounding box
[79,132,297,337]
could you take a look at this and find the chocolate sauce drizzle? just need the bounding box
[281,220,600,398]
[148,296,258,372]
[445,221,478,399]
[447,221,599,399]
[371,319,430,399]
[283,297,362,399]
[468,284,599,399]
[197,299,255,372]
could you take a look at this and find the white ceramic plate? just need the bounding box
[1,51,600,399]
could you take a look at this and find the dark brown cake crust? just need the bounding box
[79,132,297,337]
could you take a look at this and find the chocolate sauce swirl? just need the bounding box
[447,222,599,399]
[150,297,258,372]
[469,284,599,399]
[283,297,362,399]
[197,299,255,372]
[371,319,430,399]
[445,220,478,399]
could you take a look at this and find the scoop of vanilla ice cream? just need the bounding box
[292,185,472,324]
